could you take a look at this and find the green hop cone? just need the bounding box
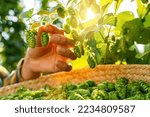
[86,81,96,87]
[25,30,36,48]
[68,93,85,100]
[141,0,148,4]
[57,6,65,18]
[41,32,49,47]
[71,30,79,41]
[74,46,82,58]
[80,45,84,55]
[63,24,71,34]
[70,16,78,28]
[68,7,76,16]
[66,84,77,91]
[66,17,71,24]
[139,80,149,93]
[87,55,96,68]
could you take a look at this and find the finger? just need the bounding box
[51,34,74,47]
[56,46,76,60]
[45,24,64,35]
[36,25,64,47]
[56,61,72,72]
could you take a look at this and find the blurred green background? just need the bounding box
[0,0,26,71]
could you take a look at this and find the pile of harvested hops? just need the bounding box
[0,77,150,100]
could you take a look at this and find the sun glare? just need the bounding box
[86,8,97,21]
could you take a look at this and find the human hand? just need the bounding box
[21,24,76,81]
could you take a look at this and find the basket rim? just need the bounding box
[0,64,149,97]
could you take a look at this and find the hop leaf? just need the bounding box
[41,32,49,47]
[25,30,36,48]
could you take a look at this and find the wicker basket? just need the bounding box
[0,65,150,97]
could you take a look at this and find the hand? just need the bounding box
[21,24,76,81]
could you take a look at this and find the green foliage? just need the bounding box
[7,0,150,71]
[0,0,26,71]
[19,8,34,19]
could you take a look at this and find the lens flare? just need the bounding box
[86,8,97,21]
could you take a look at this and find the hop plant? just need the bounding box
[108,91,119,100]
[57,6,65,18]
[71,30,80,41]
[86,81,96,87]
[74,46,82,58]
[63,24,71,34]
[70,16,78,28]
[66,84,77,91]
[25,30,36,48]
[78,82,89,89]
[41,32,49,47]
[141,0,148,4]
[68,93,85,100]
[68,7,76,16]
[87,55,96,68]
[138,80,150,93]
[91,89,109,100]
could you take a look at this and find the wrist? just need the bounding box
[21,56,41,81]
